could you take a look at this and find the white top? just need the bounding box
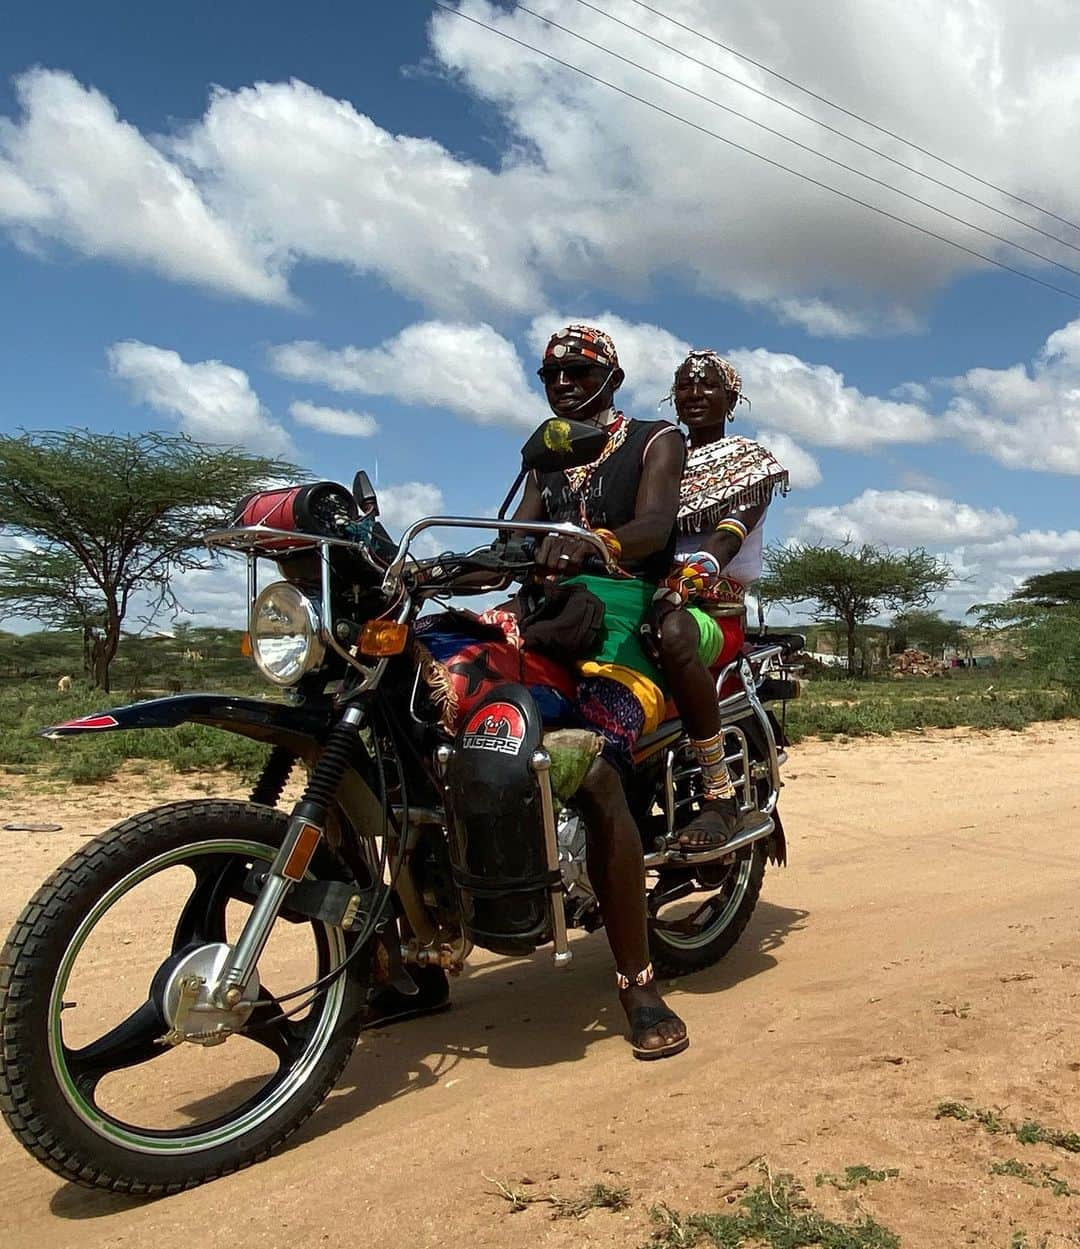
[675,510,768,588]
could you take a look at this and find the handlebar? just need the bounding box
[382,516,615,594]
[503,535,607,575]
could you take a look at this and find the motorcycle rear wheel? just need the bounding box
[0,799,371,1194]
[647,843,765,976]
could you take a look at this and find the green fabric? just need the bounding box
[561,576,725,688]
[688,605,724,667]
[563,573,665,688]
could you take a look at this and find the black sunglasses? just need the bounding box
[537,361,603,383]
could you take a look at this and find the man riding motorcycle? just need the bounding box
[375,324,692,1059]
[0,333,802,1193]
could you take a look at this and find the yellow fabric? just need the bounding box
[578,660,666,734]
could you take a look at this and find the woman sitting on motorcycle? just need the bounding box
[642,351,789,849]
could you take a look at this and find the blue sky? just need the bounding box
[3,1,1079,628]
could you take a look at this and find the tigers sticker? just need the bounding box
[461,702,527,756]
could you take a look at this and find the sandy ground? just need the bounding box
[1,723,1079,1248]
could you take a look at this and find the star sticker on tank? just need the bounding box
[447,649,505,697]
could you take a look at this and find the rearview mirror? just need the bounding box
[352,470,379,517]
[520,418,608,474]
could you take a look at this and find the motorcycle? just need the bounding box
[0,418,802,1194]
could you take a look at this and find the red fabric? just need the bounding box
[441,641,577,723]
[662,616,746,720]
[713,617,746,700]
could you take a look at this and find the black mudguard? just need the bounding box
[738,710,788,867]
[444,683,557,956]
[40,693,330,757]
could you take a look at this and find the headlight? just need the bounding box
[250,582,326,686]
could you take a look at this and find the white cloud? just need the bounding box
[937,529,1080,617]
[289,401,379,438]
[164,561,253,631]
[0,70,287,304]
[769,297,908,339]
[12,2,1080,330]
[271,321,548,429]
[942,317,1080,473]
[374,481,451,560]
[797,489,1017,547]
[955,528,1080,573]
[428,0,1080,332]
[108,341,294,457]
[779,483,1080,619]
[753,428,821,489]
[891,381,932,404]
[172,78,540,317]
[376,481,446,532]
[730,349,938,449]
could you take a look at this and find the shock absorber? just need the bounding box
[249,745,297,807]
[216,704,366,1006]
[296,710,364,814]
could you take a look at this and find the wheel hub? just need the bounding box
[158,943,260,1047]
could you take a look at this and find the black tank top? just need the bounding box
[534,417,681,584]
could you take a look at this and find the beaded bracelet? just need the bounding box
[714,517,749,544]
[653,550,722,605]
[592,527,623,563]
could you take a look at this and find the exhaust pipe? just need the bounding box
[642,810,775,869]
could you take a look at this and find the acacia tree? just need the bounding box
[0,430,295,691]
[1010,570,1080,608]
[970,568,1080,698]
[0,548,105,679]
[758,542,952,675]
[890,609,964,658]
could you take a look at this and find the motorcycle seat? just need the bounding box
[742,631,806,657]
[634,717,683,760]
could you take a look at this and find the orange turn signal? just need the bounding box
[282,822,322,881]
[240,632,252,657]
[358,620,409,657]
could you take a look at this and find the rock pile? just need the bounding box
[889,648,946,678]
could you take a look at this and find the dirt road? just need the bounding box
[2,723,1079,1248]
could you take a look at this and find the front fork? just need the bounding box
[213,703,366,1008]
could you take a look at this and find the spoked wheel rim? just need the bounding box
[47,839,348,1155]
[649,852,754,951]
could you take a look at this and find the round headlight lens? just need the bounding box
[250,582,325,686]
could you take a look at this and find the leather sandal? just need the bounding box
[628,1005,690,1060]
[678,794,740,851]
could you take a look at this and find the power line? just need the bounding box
[622,0,1080,236]
[509,1,1080,284]
[429,1,1080,303]
[572,0,1080,260]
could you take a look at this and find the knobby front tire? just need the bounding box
[0,800,371,1194]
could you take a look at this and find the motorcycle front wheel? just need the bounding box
[0,799,371,1194]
